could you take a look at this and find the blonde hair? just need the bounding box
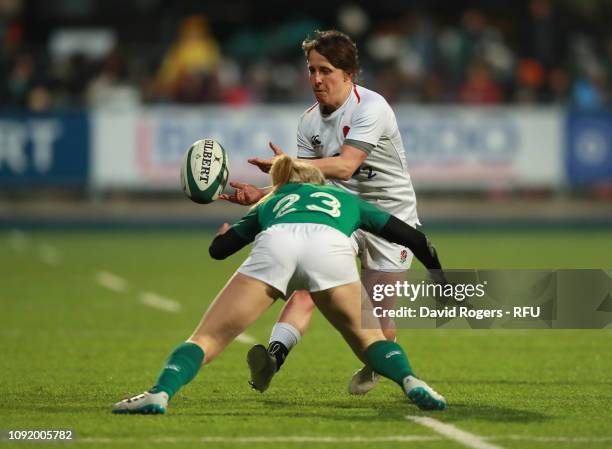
[271,155,325,187]
[256,155,326,206]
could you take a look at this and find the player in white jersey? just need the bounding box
[296,79,419,223]
[221,30,421,395]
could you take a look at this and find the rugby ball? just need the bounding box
[180,139,229,204]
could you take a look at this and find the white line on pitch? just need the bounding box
[490,435,612,443]
[140,292,181,313]
[78,435,442,444]
[7,230,28,251]
[406,416,506,449]
[38,244,61,265]
[235,333,256,344]
[136,295,254,340]
[95,271,128,292]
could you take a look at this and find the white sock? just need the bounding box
[269,322,301,351]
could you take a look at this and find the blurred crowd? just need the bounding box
[2,0,612,110]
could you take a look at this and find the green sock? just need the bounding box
[365,340,414,386]
[150,342,204,399]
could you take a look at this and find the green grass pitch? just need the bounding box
[1,230,611,449]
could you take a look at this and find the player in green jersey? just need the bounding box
[111,156,447,415]
[225,30,426,396]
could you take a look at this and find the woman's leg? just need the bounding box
[187,272,280,363]
[112,273,278,414]
[348,270,406,395]
[361,269,407,341]
[310,282,386,363]
[275,290,317,335]
[310,282,447,411]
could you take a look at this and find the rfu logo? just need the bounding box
[310,135,322,150]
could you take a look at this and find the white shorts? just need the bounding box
[351,228,414,271]
[237,223,360,296]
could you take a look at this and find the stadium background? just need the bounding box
[1,1,611,448]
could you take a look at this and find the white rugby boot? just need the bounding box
[403,375,447,410]
[112,391,168,414]
[348,365,380,395]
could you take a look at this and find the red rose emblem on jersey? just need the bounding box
[343,126,350,138]
[400,249,408,263]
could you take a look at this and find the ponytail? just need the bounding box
[270,154,294,187]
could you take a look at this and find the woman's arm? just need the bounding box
[219,182,272,206]
[209,226,251,260]
[248,142,367,181]
[377,216,442,271]
[304,144,367,181]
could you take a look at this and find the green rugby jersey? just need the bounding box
[232,183,391,243]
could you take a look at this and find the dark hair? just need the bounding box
[302,30,360,79]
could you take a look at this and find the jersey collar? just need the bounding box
[320,83,355,120]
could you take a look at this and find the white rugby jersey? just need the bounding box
[297,84,419,224]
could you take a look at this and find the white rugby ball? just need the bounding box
[180,139,229,204]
